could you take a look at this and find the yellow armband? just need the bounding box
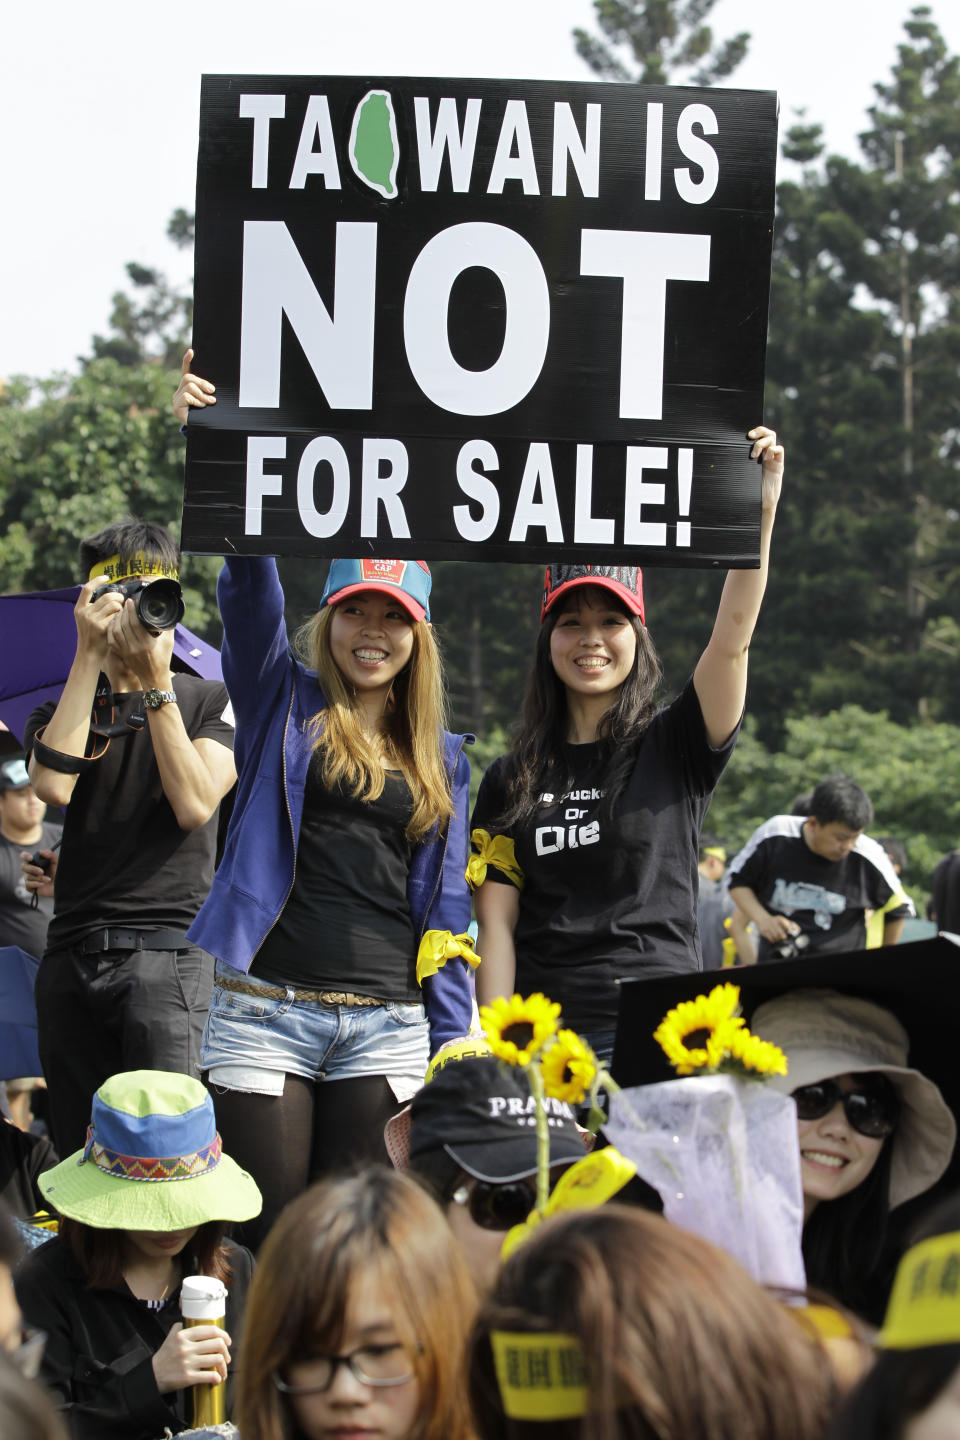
[466,828,525,891]
[416,930,481,986]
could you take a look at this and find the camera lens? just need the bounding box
[135,578,184,632]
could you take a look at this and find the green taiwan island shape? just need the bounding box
[349,89,399,199]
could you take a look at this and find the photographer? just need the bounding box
[23,520,237,1155]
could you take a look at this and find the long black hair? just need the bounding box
[495,593,662,830]
[802,1141,896,1324]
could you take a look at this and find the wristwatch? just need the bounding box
[143,689,178,711]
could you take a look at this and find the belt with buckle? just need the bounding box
[216,971,387,1008]
[78,928,189,954]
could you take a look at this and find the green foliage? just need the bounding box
[0,358,220,633]
[706,706,960,911]
[757,5,960,739]
[573,0,749,86]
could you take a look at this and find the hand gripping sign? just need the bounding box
[183,75,778,567]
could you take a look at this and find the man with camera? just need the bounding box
[23,519,237,1154]
[726,774,914,966]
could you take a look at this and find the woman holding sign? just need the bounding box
[174,356,475,1249]
[471,426,783,1062]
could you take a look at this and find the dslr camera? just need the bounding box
[91,577,184,634]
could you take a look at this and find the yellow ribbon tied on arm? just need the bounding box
[466,828,525,891]
[501,1146,637,1261]
[416,930,481,986]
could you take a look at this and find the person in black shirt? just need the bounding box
[727,775,914,964]
[471,427,785,1059]
[0,757,60,961]
[23,519,237,1156]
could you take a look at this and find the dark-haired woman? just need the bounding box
[14,1071,260,1440]
[472,427,783,1058]
[753,989,956,1325]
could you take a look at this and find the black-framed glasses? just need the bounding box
[273,1341,419,1396]
[792,1077,899,1139]
[450,1176,537,1232]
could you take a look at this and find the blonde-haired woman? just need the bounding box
[186,550,473,1248]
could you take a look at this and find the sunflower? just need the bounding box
[723,1026,788,1078]
[480,993,561,1066]
[653,983,744,1076]
[540,1029,598,1104]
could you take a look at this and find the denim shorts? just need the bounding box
[201,964,430,1102]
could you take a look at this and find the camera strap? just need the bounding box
[89,684,147,740]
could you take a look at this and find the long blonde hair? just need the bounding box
[294,606,454,842]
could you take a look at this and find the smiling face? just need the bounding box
[328,592,416,700]
[548,587,638,700]
[796,1073,887,1219]
[285,1265,422,1440]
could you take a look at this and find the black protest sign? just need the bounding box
[183,75,778,565]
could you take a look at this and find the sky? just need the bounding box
[2,0,958,382]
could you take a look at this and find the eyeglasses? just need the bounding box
[792,1078,899,1138]
[273,1342,420,1396]
[450,1176,538,1232]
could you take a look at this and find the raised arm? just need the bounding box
[106,607,235,831]
[173,347,216,425]
[28,580,126,805]
[693,427,784,748]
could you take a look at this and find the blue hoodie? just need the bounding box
[188,556,474,1052]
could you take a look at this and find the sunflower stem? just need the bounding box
[527,1061,550,1214]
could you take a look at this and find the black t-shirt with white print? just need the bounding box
[726,816,913,963]
[471,678,738,1031]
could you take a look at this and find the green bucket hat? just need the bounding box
[38,1070,262,1230]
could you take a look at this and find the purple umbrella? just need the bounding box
[0,587,223,745]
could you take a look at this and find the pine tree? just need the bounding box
[573,0,749,85]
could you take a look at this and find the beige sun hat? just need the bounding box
[751,989,956,1209]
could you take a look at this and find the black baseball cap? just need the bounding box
[408,1057,589,1183]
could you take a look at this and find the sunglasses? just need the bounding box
[792,1078,899,1138]
[450,1176,538,1232]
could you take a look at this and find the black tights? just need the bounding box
[207,1074,402,1252]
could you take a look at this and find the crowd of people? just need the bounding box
[0,357,957,1438]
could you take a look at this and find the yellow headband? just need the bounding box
[491,1332,587,1420]
[702,846,727,861]
[88,552,179,584]
[880,1232,960,1349]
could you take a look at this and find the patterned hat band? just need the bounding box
[80,1127,223,1183]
